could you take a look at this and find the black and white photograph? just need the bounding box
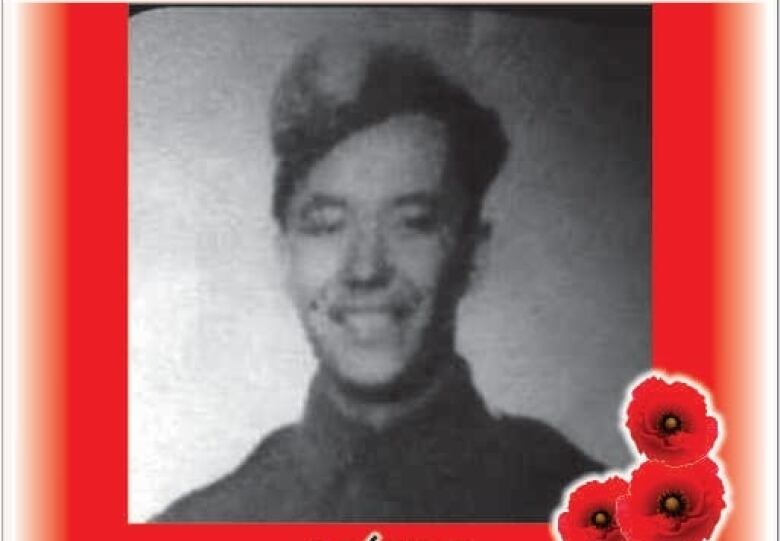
[129,5,650,523]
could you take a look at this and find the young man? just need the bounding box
[156,40,601,522]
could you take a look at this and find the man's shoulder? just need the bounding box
[489,412,604,482]
[474,413,604,519]
[493,413,603,467]
[150,425,301,523]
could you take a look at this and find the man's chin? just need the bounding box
[324,357,425,403]
[332,370,407,402]
[323,347,453,404]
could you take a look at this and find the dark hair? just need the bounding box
[269,39,508,227]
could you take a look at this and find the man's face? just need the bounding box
[280,114,470,393]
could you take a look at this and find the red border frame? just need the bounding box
[13,4,766,541]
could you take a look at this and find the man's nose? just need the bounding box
[342,223,393,289]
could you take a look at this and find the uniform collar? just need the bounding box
[300,355,491,457]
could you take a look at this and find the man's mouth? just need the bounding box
[328,304,410,342]
[343,311,396,340]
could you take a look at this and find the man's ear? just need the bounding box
[273,227,294,297]
[476,220,492,246]
[451,219,492,300]
[469,219,492,289]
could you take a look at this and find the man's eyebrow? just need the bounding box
[299,193,347,209]
[392,191,441,207]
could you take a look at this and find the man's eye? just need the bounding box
[396,210,439,234]
[297,206,346,235]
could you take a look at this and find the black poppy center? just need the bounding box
[590,510,611,528]
[660,413,682,434]
[659,492,686,517]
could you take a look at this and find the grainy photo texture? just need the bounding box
[130,6,650,523]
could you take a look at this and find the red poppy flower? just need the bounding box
[625,377,718,465]
[557,477,629,541]
[615,458,726,541]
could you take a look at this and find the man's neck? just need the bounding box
[312,349,461,432]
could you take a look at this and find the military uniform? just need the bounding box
[154,359,602,522]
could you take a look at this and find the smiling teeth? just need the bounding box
[342,311,397,340]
